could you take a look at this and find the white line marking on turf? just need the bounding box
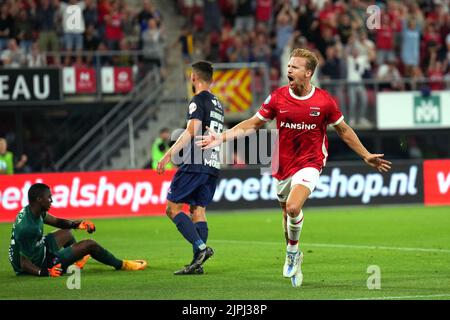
[213,240,450,254]
[349,294,450,300]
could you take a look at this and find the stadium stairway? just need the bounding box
[106,0,189,170]
[56,0,190,172]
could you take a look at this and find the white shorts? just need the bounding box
[276,167,320,203]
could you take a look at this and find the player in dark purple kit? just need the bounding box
[157,61,224,275]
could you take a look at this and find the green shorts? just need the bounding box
[44,233,75,268]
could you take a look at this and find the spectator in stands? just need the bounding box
[120,1,139,48]
[175,0,450,99]
[234,0,254,32]
[217,24,234,61]
[422,21,445,67]
[83,0,97,28]
[83,23,100,51]
[14,9,35,55]
[203,0,222,33]
[1,38,26,67]
[0,3,13,50]
[386,1,403,34]
[142,17,164,69]
[376,57,404,91]
[321,44,345,107]
[0,138,28,175]
[36,0,60,64]
[115,38,133,66]
[151,128,173,170]
[440,12,450,48]
[401,17,422,77]
[196,30,212,61]
[83,23,100,66]
[256,0,272,28]
[137,0,161,33]
[376,14,396,66]
[294,0,319,45]
[315,25,337,59]
[427,58,446,91]
[275,3,296,58]
[347,0,365,28]
[177,24,194,63]
[337,13,353,46]
[192,7,205,32]
[218,0,235,27]
[97,0,111,39]
[409,1,425,28]
[59,0,86,58]
[17,0,38,13]
[182,0,203,24]
[318,0,337,36]
[104,0,124,50]
[251,32,271,66]
[346,46,370,127]
[26,41,47,67]
[269,65,280,91]
[227,34,250,63]
[355,30,376,66]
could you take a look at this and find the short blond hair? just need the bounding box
[290,48,319,75]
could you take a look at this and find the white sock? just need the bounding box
[287,210,304,253]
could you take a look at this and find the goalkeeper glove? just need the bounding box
[76,220,96,234]
[39,263,63,277]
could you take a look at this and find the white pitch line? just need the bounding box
[349,294,450,300]
[213,240,450,254]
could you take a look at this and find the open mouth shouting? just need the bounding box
[287,75,295,88]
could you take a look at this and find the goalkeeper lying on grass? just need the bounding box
[8,183,147,277]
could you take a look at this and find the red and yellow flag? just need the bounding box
[186,68,253,113]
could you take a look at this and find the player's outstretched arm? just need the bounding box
[157,119,202,174]
[44,214,96,233]
[333,120,392,172]
[196,115,266,149]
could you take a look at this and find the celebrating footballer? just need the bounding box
[197,48,392,288]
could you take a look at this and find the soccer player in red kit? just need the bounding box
[197,48,392,287]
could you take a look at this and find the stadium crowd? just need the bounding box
[175,0,450,126]
[0,0,165,68]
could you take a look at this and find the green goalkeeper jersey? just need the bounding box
[8,206,47,274]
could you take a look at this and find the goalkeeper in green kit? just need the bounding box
[8,183,148,277]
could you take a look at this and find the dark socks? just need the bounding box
[91,245,123,270]
[173,212,206,253]
[193,222,208,255]
[195,222,208,243]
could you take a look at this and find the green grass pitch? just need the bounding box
[1,205,449,300]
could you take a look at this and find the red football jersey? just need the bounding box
[256,86,343,180]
